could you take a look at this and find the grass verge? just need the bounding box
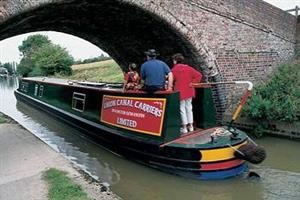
[56,59,124,83]
[0,113,7,124]
[43,168,91,200]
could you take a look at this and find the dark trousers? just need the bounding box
[143,85,164,93]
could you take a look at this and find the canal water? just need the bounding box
[0,77,299,200]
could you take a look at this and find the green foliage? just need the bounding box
[1,63,15,75]
[74,54,111,65]
[18,34,51,57]
[28,66,45,77]
[244,61,300,124]
[0,113,7,124]
[31,44,74,76]
[43,168,91,200]
[17,34,74,77]
[17,58,34,77]
[0,67,8,75]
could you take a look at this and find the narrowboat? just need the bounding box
[15,77,266,180]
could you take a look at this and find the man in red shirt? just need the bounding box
[171,53,202,134]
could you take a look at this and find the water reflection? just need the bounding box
[0,76,18,89]
[1,77,300,200]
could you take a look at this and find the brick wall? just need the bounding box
[186,0,296,40]
[217,51,280,83]
[0,0,7,21]
[157,0,296,119]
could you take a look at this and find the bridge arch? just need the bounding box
[0,0,217,76]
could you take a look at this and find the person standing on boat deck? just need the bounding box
[141,49,173,93]
[171,53,202,134]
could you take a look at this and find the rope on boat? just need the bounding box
[227,143,245,156]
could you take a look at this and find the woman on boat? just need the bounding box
[123,63,141,91]
[171,53,203,134]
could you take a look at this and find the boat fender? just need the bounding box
[234,143,266,164]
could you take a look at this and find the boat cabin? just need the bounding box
[18,77,217,143]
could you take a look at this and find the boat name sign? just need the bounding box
[100,95,166,136]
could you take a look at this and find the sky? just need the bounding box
[0,31,108,63]
[0,0,299,63]
[264,0,299,10]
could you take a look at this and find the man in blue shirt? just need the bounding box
[141,49,173,93]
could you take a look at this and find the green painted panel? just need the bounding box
[193,88,217,128]
[19,79,183,143]
[163,92,181,141]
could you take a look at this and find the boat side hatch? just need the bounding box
[20,82,29,93]
[34,84,39,96]
[38,85,44,97]
[72,92,86,112]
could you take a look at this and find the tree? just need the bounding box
[17,34,51,76]
[17,34,74,76]
[0,67,8,75]
[2,63,14,75]
[31,44,74,76]
[18,34,51,57]
[17,58,34,77]
[0,62,15,75]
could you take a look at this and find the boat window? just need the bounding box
[39,85,44,97]
[34,84,39,96]
[20,82,29,93]
[72,92,86,112]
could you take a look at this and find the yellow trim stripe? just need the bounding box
[200,141,247,162]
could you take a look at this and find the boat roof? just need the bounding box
[22,77,173,94]
[23,77,121,89]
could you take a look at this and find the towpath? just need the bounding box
[0,116,121,200]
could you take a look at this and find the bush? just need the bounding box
[28,66,45,77]
[244,61,300,125]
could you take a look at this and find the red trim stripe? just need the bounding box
[201,159,245,171]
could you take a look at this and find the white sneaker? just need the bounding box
[180,127,188,134]
[188,125,194,132]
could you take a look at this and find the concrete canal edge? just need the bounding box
[0,112,121,200]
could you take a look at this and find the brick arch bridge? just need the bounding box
[0,0,297,119]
